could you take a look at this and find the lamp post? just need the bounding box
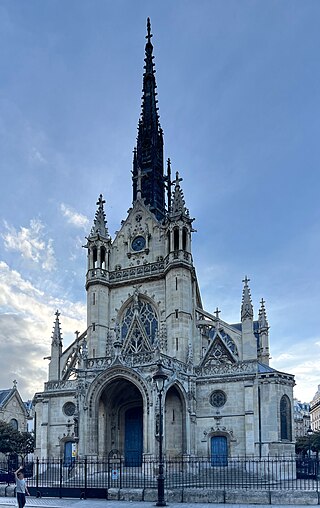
[153,362,168,507]
[307,426,313,474]
[307,426,313,457]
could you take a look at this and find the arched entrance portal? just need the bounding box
[98,378,143,464]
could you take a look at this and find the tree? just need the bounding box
[0,421,20,455]
[0,421,34,461]
[16,431,35,461]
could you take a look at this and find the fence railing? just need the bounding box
[1,456,319,492]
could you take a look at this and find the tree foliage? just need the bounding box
[0,421,34,459]
[0,421,20,454]
[296,431,320,456]
[16,431,35,459]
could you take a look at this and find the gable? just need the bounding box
[202,329,239,367]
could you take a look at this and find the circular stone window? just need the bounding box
[210,390,227,408]
[63,401,76,416]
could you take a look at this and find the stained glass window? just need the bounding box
[121,298,158,345]
[280,395,292,440]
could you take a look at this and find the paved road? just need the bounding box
[0,499,312,508]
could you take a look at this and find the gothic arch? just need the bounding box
[117,293,160,351]
[83,366,152,458]
[280,394,292,441]
[86,365,151,418]
[164,381,188,456]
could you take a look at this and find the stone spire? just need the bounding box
[169,172,190,219]
[89,194,109,239]
[258,298,269,332]
[51,309,63,348]
[49,310,63,381]
[132,18,165,221]
[241,276,254,321]
[258,298,270,365]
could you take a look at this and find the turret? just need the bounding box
[48,310,63,381]
[241,277,256,360]
[258,298,270,365]
[85,194,112,358]
[164,169,195,363]
[85,194,110,275]
[166,170,194,265]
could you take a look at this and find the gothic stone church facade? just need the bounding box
[33,20,295,464]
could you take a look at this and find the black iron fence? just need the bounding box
[1,456,319,496]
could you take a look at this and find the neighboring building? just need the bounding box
[0,381,28,432]
[310,385,320,432]
[33,19,295,464]
[293,399,310,437]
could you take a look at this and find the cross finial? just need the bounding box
[242,276,250,286]
[55,309,60,318]
[175,171,183,185]
[146,17,152,44]
[214,307,221,319]
[13,379,17,389]
[96,194,105,208]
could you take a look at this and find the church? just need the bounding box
[33,19,295,465]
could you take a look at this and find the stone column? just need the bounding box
[244,381,255,455]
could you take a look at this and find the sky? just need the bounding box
[0,0,320,403]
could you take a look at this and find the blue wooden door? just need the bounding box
[125,407,143,466]
[64,441,73,467]
[211,436,228,466]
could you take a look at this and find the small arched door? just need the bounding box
[211,436,228,466]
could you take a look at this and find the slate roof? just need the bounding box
[258,362,276,373]
[0,389,13,407]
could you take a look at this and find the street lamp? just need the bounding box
[153,362,168,507]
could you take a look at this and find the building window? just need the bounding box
[210,390,227,408]
[63,402,76,417]
[182,227,187,251]
[121,298,158,344]
[280,395,292,440]
[10,418,18,431]
[173,227,179,251]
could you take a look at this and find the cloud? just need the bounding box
[2,219,56,271]
[0,262,86,399]
[60,203,89,229]
[272,338,320,403]
[29,147,47,165]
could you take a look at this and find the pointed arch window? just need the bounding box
[173,227,179,251]
[121,298,158,347]
[280,395,292,441]
[182,227,187,251]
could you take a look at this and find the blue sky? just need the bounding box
[0,0,320,402]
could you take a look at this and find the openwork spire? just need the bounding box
[170,171,190,218]
[241,276,254,321]
[51,310,62,347]
[132,18,165,221]
[90,194,109,238]
[258,298,269,332]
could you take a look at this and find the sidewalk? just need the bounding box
[0,499,312,508]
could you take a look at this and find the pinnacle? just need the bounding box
[169,171,190,218]
[241,276,254,321]
[90,194,109,238]
[258,298,269,331]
